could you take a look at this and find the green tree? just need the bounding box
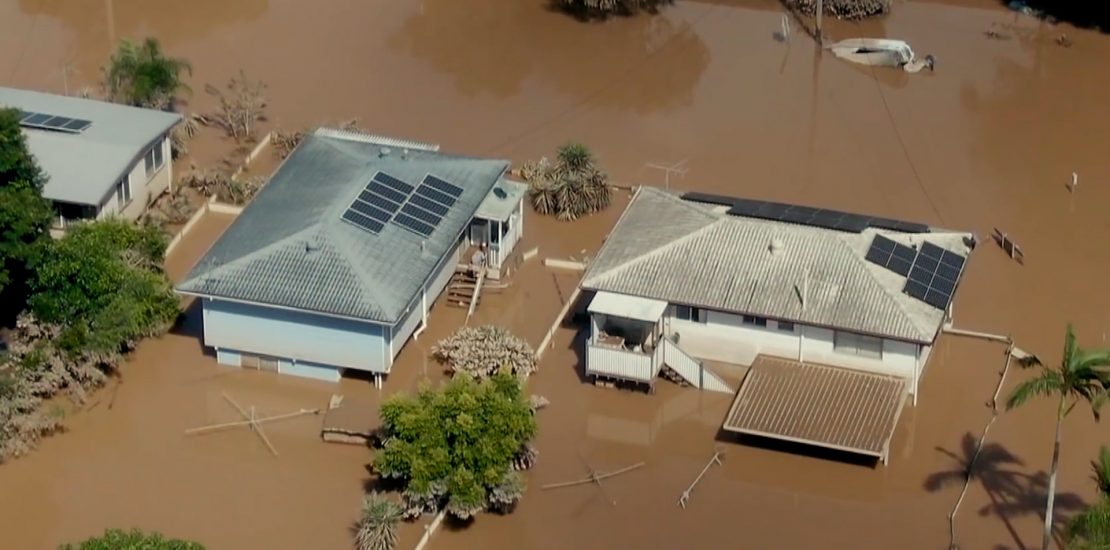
[102,38,192,110]
[527,142,611,222]
[0,107,52,321]
[59,528,204,550]
[556,0,673,18]
[374,373,537,520]
[1007,324,1110,550]
[355,492,403,550]
[28,219,178,355]
[1066,446,1110,549]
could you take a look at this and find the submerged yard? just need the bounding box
[2,0,1110,548]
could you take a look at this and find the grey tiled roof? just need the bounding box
[176,129,509,324]
[581,187,974,343]
[0,87,180,206]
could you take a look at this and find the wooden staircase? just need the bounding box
[447,266,485,318]
[660,364,690,387]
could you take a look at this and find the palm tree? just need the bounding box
[102,37,192,110]
[1007,324,1110,550]
[526,142,611,222]
[355,492,403,550]
[1066,446,1110,549]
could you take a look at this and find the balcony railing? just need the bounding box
[586,342,661,383]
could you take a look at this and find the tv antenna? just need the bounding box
[644,159,688,191]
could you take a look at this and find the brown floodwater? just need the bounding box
[3,0,1110,548]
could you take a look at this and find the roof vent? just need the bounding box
[402,148,409,160]
[379,147,392,158]
[769,237,784,255]
[493,187,507,199]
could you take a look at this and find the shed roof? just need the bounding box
[723,356,908,459]
[176,129,509,325]
[475,178,527,221]
[581,187,974,343]
[588,291,668,323]
[0,87,181,206]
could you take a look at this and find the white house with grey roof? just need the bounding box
[176,128,524,382]
[0,87,180,230]
[581,187,976,463]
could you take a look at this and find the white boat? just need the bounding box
[827,38,935,73]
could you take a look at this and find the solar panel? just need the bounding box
[18,111,93,134]
[367,181,407,205]
[415,184,456,208]
[681,192,737,207]
[902,241,966,310]
[721,197,930,235]
[44,116,72,128]
[350,199,392,223]
[424,175,463,198]
[401,203,443,226]
[409,194,449,217]
[358,189,402,215]
[393,212,435,237]
[342,210,385,234]
[374,172,414,196]
[865,235,916,276]
[62,118,92,131]
[23,113,51,125]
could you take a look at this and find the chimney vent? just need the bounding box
[769,237,784,255]
[379,147,391,158]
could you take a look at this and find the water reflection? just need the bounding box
[18,0,268,49]
[390,0,710,113]
[585,386,716,446]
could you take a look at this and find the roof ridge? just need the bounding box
[180,224,323,290]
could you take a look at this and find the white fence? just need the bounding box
[586,343,659,383]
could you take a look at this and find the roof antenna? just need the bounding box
[645,159,688,191]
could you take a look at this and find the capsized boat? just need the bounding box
[827,38,935,73]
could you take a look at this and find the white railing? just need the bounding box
[662,338,734,394]
[586,343,658,383]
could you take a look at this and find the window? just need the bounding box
[115,175,132,207]
[674,305,705,323]
[777,320,795,332]
[833,331,883,359]
[144,142,164,178]
[742,315,768,327]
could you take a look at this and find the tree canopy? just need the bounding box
[0,107,52,321]
[102,38,192,109]
[59,528,204,550]
[374,373,536,520]
[28,219,179,356]
[1067,446,1110,548]
[526,143,612,221]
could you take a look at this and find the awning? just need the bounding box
[588,291,668,323]
[723,356,908,463]
[475,179,528,222]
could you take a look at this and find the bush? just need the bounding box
[526,143,611,222]
[432,325,536,380]
[102,38,192,110]
[59,528,204,550]
[374,374,537,520]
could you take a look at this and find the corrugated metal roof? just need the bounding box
[0,87,180,206]
[176,130,509,325]
[581,187,973,343]
[723,356,907,458]
[475,178,527,221]
[588,291,668,322]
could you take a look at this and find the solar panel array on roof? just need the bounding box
[864,235,917,276]
[391,175,464,238]
[342,172,415,234]
[17,110,92,134]
[678,192,930,234]
[904,242,966,310]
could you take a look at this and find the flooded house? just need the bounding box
[176,128,526,382]
[579,187,975,463]
[0,86,180,233]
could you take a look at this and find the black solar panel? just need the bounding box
[359,189,402,215]
[350,199,391,223]
[18,111,93,134]
[415,184,456,208]
[367,181,407,205]
[393,212,435,237]
[716,197,929,235]
[681,191,737,207]
[865,235,916,276]
[903,241,966,310]
[375,172,414,196]
[424,175,463,198]
[401,203,443,226]
[342,210,385,234]
[409,194,449,217]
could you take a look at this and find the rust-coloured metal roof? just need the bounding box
[723,356,907,459]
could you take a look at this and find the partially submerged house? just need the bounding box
[579,187,975,463]
[0,86,180,231]
[176,128,525,382]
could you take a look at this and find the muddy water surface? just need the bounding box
[3,0,1110,548]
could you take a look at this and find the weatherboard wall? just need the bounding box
[95,135,172,220]
[202,297,388,374]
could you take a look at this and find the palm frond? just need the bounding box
[1006,371,1064,410]
[1094,446,1110,497]
[1065,323,1079,367]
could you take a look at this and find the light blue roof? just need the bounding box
[0,87,181,206]
[177,130,510,325]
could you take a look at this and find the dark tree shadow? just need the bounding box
[925,432,1087,550]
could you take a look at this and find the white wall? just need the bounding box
[666,307,923,393]
[388,237,463,363]
[96,135,172,220]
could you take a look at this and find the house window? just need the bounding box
[115,175,132,207]
[777,320,795,332]
[144,142,164,179]
[833,331,883,359]
[675,305,705,323]
[742,315,768,327]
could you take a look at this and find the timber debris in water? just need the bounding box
[678,447,725,509]
[541,458,646,507]
[184,392,323,456]
[782,0,890,20]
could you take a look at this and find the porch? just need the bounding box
[468,178,527,280]
[585,291,733,393]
